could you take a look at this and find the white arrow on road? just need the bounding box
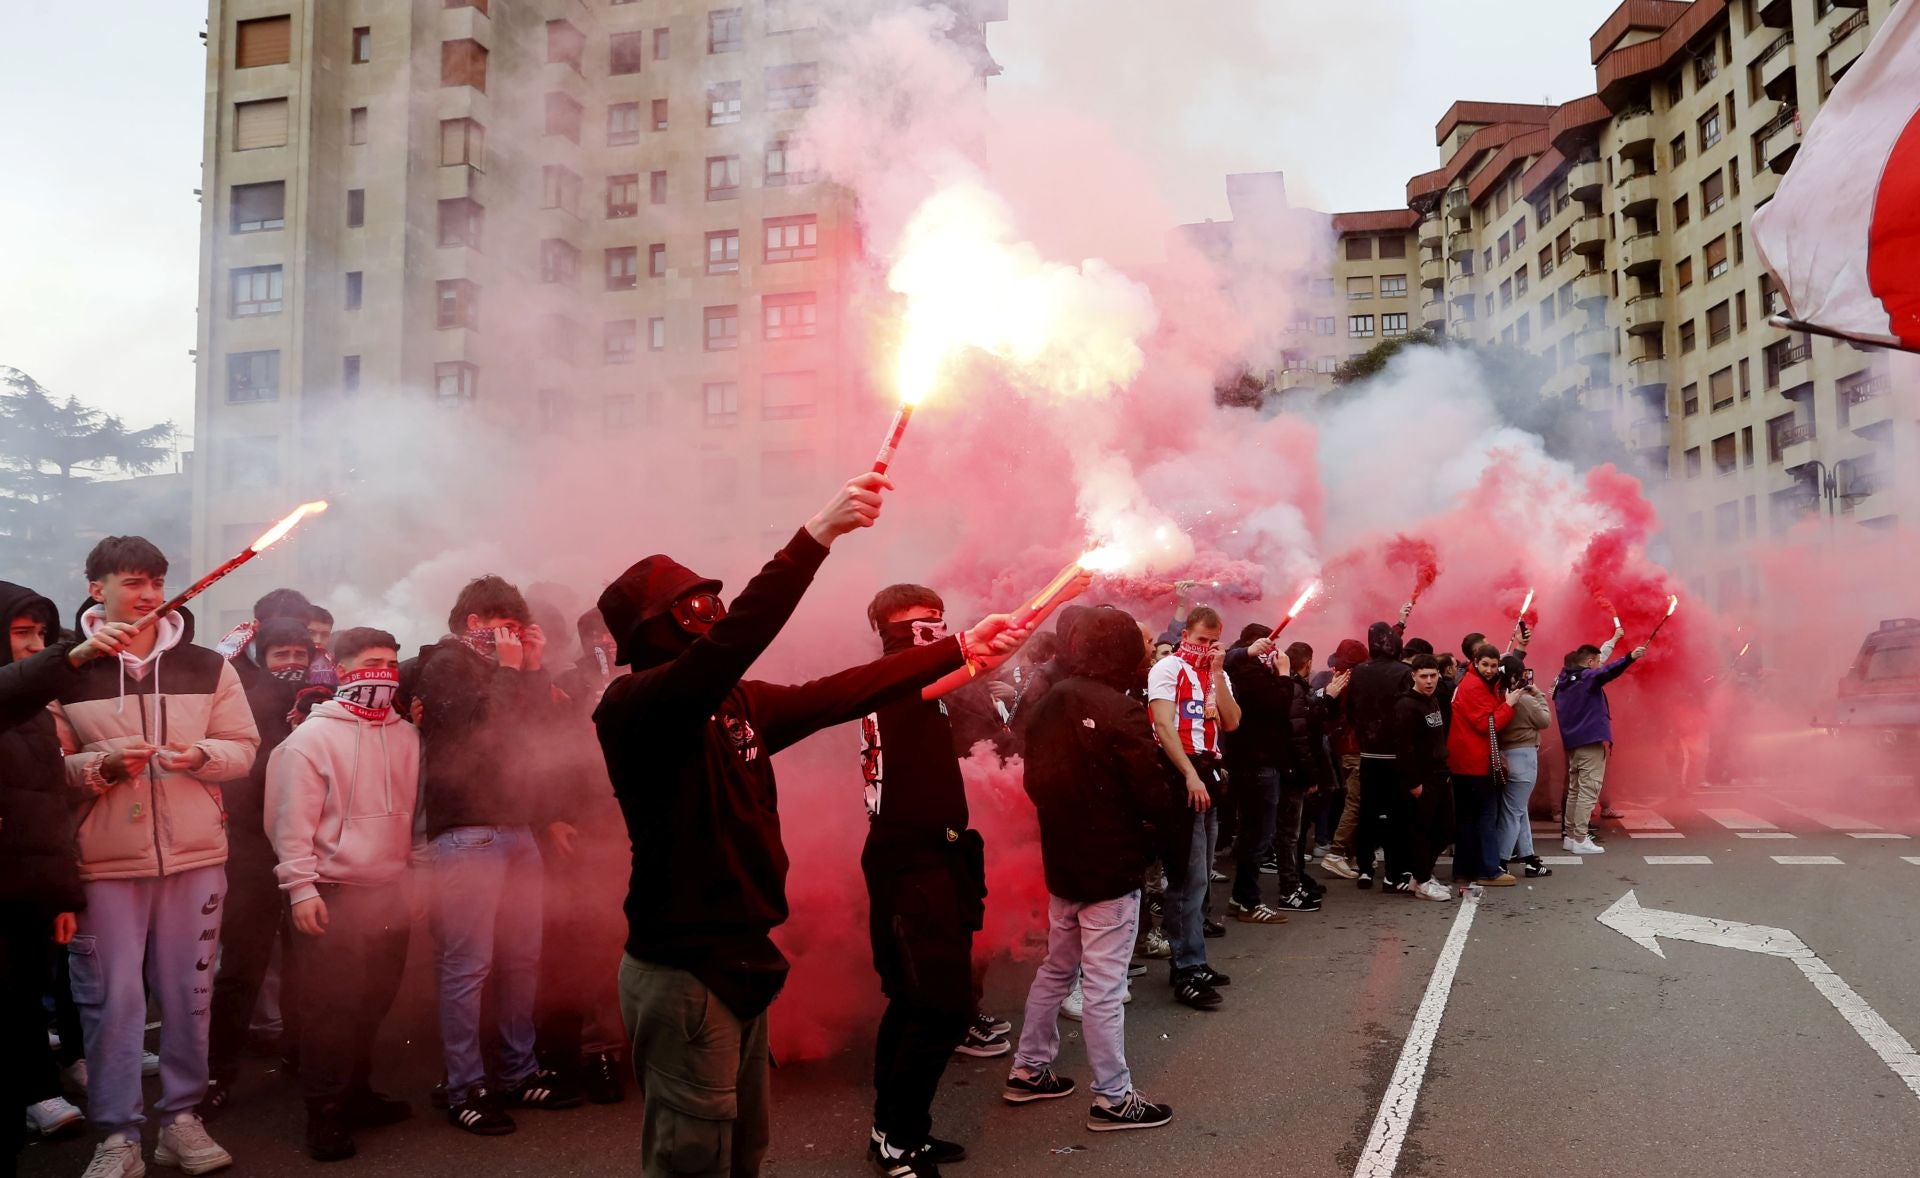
[1599,891,1920,1101]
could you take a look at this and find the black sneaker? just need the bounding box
[1003,1066,1077,1103]
[447,1087,515,1136]
[1126,960,1148,978]
[1087,1090,1174,1132]
[1356,871,1374,890]
[1521,855,1554,878]
[506,1068,585,1109]
[1201,918,1226,939]
[344,1089,412,1129]
[1278,887,1324,912]
[975,1011,1012,1037]
[953,1023,1011,1058]
[1382,875,1414,895]
[868,1137,944,1177]
[1258,852,1280,875]
[1189,964,1231,987]
[1171,974,1222,1010]
[305,1102,357,1162]
[582,1052,626,1105]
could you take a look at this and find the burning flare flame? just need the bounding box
[1286,580,1321,619]
[1518,587,1535,618]
[251,501,329,552]
[1665,594,1680,618]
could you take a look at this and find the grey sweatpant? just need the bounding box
[67,865,226,1139]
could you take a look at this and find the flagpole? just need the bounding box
[1767,314,1920,357]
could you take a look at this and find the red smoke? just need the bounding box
[1385,534,1441,603]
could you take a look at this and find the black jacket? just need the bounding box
[1391,688,1449,794]
[1222,644,1291,774]
[593,528,962,1019]
[1348,622,1413,756]
[1021,609,1170,904]
[0,582,85,915]
[1284,674,1336,791]
[412,638,566,838]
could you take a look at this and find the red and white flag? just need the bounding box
[1751,2,1920,352]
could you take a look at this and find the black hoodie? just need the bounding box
[592,529,963,1018]
[0,582,85,914]
[1391,685,1449,794]
[1347,622,1413,757]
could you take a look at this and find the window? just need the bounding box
[1345,237,1373,261]
[1733,224,1744,265]
[224,437,280,490]
[235,16,291,68]
[1541,297,1557,328]
[1673,195,1691,229]
[766,136,814,187]
[351,26,371,63]
[1736,291,1748,332]
[1349,315,1374,338]
[708,82,742,126]
[607,174,639,219]
[1710,366,1735,409]
[764,292,817,339]
[762,371,816,419]
[648,317,666,351]
[652,99,669,132]
[1379,236,1407,260]
[1347,276,1373,300]
[1685,447,1703,478]
[705,305,740,350]
[341,355,361,393]
[1699,109,1722,151]
[608,102,641,146]
[650,170,667,205]
[1512,219,1527,248]
[610,31,645,75]
[649,243,666,277]
[1702,170,1726,215]
[1315,356,1338,374]
[436,278,479,328]
[231,181,284,233]
[1499,278,1513,308]
[1381,313,1409,338]
[1705,235,1730,280]
[1499,232,1511,262]
[706,155,741,200]
[234,98,288,150]
[548,19,584,70]
[703,381,739,427]
[764,214,818,262]
[348,106,368,145]
[440,117,484,167]
[605,247,638,290]
[434,361,478,404]
[227,351,280,403]
[541,165,580,214]
[1707,301,1732,345]
[1682,382,1700,415]
[1713,434,1737,476]
[1538,246,1554,278]
[541,239,579,285]
[345,270,362,310]
[765,62,818,110]
[546,92,583,142]
[605,320,638,364]
[767,0,816,32]
[441,39,487,91]
[710,8,744,52]
[1515,269,1529,297]
[653,27,671,60]
[1315,317,1336,336]
[603,394,637,428]
[1677,257,1694,290]
[1742,426,1756,468]
[1380,274,1408,298]
[1680,320,1697,353]
[706,230,740,275]
[1670,133,1688,168]
[230,265,282,316]
[437,197,481,247]
[1739,357,1751,398]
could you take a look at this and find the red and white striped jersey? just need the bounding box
[1148,654,1218,756]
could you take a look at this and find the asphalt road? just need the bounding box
[21,775,1920,1178]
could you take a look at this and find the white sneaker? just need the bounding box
[1563,836,1606,855]
[154,1112,233,1175]
[1062,980,1085,1022]
[141,1051,161,1078]
[1413,879,1453,902]
[24,1095,84,1136]
[1319,853,1359,880]
[81,1133,145,1178]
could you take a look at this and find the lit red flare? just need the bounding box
[870,400,916,476]
[252,501,330,551]
[1272,579,1321,635]
[136,500,331,633]
[1518,587,1535,620]
[1015,544,1129,628]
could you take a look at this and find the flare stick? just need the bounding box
[871,402,915,475]
[135,501,329,633]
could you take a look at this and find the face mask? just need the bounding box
[464,627,500,657]
[880,618,948,656]
[269,666,310,684]
[334,668,400,720]
[1176,640,1212,669]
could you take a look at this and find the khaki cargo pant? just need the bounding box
[1328,754,1364,858]
[619,956,770,1178]
[1563,743,1609,841]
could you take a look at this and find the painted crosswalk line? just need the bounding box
[1777,801,1884,831]
[1772,855,1845,865]
[1617,809,1675,830]
[1629,832,1687,839]
[1644,855,1713,865]
[1737,832,1799,840]
[1537,856,1584,865]
[1849,832,1911,840]
[1701,808,1778,831]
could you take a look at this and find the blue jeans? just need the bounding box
[1167,807,1219,973]
[429,826,543,1102]
[1014,892,1140,1101]
[1496,747,1538,860]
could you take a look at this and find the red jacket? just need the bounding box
[1447,671,1513,776]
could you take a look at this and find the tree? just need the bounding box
[0,367,178,589]
[1330,327,1444,388]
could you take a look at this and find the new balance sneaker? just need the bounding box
[1087,1090,1174,1132]
[1003,1067,1077,1103]
[154,1112,234,1174]
[1136,929,1173,958]
[1319,853,1359,880]
[1412,879,1453,902]
[1562,836,1606,855]
[1226,899,1288,924]
[506,1068,585,1109]
[24,1096,84,1137]
[1278,887,1324,912]
[80,1133,144,1178]
[447,1087,516,1136]
[975,1011,1013,1037]
[954,1022,1011,1058]
[582,1051,626,1105]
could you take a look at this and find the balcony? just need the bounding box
[1760,107,1803,174]
[1568,270,1608,307]
[1616,172,1659,216]
[1629,415,1670,458]
[1757,32,1797,102]
[1447,228,1476,260]
[1570,216,1608,256]
[1621,231,1663,275]
[1847,375,1894,434]
[1420,252,1447,288]
[1628,355,1669,394]
[1777,422,1818,471]
[1575,326,1613,362]
[1758,0,1791,29]
[1614,110,1656,160]
[1829,10,1871,82]
[1422,295,1446,329]
[1446,188,1471,224]
[1281,369,1316,391]
[1567,158,1604,201]
[1449,283,1477,306]
[1624,293,1666,335]
[1769,341,1812,388]
[1418,214,1443,248]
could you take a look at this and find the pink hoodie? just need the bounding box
[264,698,419,905]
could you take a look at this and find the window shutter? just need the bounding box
[234,98,289,150]
[236,16,292,68]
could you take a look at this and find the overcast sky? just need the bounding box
[0,0,1622,445]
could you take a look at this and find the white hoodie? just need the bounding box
[264,698,420,905]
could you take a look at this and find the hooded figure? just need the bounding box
[1346,622,1412,757]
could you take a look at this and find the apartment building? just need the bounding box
[191,0,1002,630]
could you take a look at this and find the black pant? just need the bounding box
[2,904,64,1165]
[1352,758,1399,876]
[863,831,981,1150]
[535,833,627,1069]
[1385,777,1453,884]
[287,881,410,1106]
[208,854,284,1086]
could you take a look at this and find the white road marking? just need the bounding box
[1598,892,1920,1103]
[1738,832,1798,840]
[1772,855,1845,865]
[1778,801,1883,831]
[1629,832,1687,839]
[1617,809,1675,830]
[1352,891,1481,1178]
[1538,856,1584,865]
[1643,855,1713,865]
[1849,832,1911,840]
[1702,808,1778,831]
